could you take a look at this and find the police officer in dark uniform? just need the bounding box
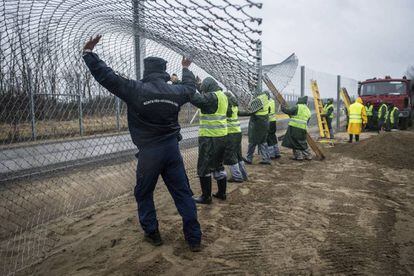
[82,35,202,252]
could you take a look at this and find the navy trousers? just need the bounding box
[134,137,201,245]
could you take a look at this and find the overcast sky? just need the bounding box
[259,0,414,81]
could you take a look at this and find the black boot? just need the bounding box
[144,230,163,246]
[194,177,212,204]
[213,178,227,200]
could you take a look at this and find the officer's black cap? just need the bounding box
[143,57,167,77]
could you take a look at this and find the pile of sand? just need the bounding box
[331,130,414,169]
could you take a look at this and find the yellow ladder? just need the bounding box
[340,87,351,111]
[311,80,330,139]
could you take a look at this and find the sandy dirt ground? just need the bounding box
[18,130,414,275]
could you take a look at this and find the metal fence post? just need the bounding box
[78,94,84,136]
[28,68,36,141]
[300,66,305,97]
[115,96,120,131]
[256,40,262,93]
[133,0,143,80]
[336,75,341,131]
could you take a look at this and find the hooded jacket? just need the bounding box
[281,96,310,150]
[190,77,230,115]
[83,53,196,148]
[347,97,367,135]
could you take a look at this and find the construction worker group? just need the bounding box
[347,98,399,143]
[83,36,397,253]
[83,36,316,252]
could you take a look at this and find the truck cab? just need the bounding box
[358,76,413,129]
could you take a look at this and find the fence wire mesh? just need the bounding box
[0,1,361,275]
[280,66,358,130]
[0,1,265,274]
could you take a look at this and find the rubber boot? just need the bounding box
[213,178,227,201]
[239,161,248,181]
[194,177,212,204]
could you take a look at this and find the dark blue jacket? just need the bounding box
[83,52,196,148]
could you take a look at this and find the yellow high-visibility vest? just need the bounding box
[349,102,364,124]
[323,103,334,119]
[378,103,388,119]
[390,107,399,124]
[227,106,241,134]
[199,90,228,137]
[268,98,277,122]
[255,94,269,116]
[288,104,311,130]
[365,105,373,116]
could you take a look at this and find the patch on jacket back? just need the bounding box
[143,99,179,107]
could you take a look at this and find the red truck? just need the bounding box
[358,76,414,129]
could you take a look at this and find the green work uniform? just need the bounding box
[267,98,278,146]
[247,93,269,144]
[378,103,388,121]
[193,91,228,176]
[191,78,230,177]
[365,104,374,129]
[387,106,399,130]
[282,97,311,151]
[224,104,243,166]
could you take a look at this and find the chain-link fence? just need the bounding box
[280,65,358,130]
[0,1,264,274]
[0,1,360,275]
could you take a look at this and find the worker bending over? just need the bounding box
[242,91,271,165]
[191,78,229,204]
[224,92,248,183]
[267,96,281,159]
[348,97,367,143]
[281,96,312,161]
[82,36,201,251]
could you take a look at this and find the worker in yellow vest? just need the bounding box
[365,101,374,130]
[386,103,399,131]
[377,101,388,132]
[267,96,281,159]
[322,98,334,139]
[223,92,248,182]
[347,97,367,143]
[281,96,312,161]
[191,77,229,204]
[241,91,271,165]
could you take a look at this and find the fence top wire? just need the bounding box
[0,0,263,106]
[262,53,298,93]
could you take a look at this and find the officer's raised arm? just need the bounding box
[82,35,140,104]
[171,57,197,102]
